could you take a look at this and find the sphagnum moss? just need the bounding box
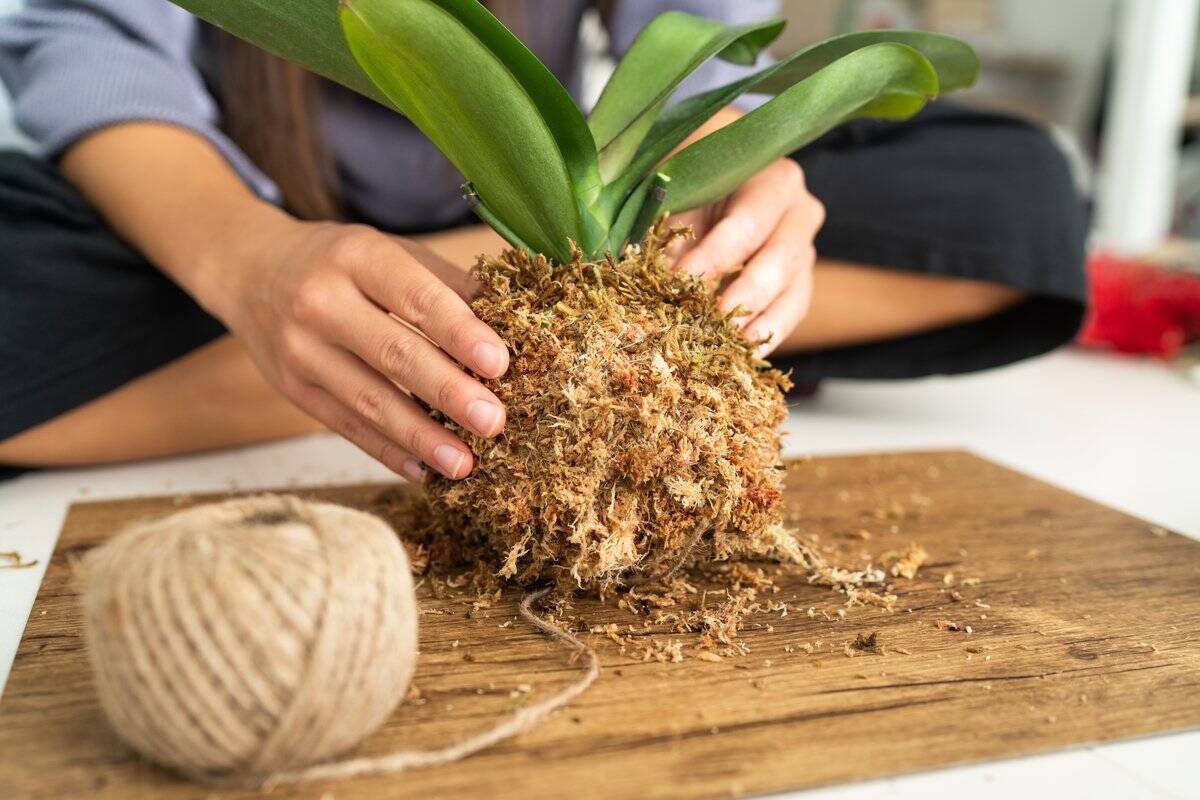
[411,223,803,591]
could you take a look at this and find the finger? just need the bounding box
[718,204,817,322]
[388,236,478,300]
[673,160,800,280]
[744,275,814,357]
[350,237,510,379]
[318,288,506,439]
[290,382,426,483]
[298,338,476,479]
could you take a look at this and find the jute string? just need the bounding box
[78,495,598,789]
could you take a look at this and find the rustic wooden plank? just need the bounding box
[1,451,1197,800]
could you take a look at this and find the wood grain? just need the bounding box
[1,451,1197,800]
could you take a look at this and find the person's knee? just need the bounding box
[997,121,1088,256]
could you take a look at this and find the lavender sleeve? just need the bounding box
[609,0,780,111]
[0,0,277,199]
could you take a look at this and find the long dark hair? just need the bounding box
[217,33,342,221]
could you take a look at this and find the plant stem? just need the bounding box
[627,173,671,248]
[461,183,537,256]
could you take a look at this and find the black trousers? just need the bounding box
[0,103,1087,449]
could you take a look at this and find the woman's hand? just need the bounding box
[59,124,507,481]
[670,158,825,355]
[210,216,510,482]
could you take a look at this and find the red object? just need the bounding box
[1077,252,1200,358]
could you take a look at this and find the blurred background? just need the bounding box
[2,0,1198,377]
[773,0,1200,378]
[586,0,1200,382]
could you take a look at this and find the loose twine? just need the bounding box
[241,588,598,790]
[78,495,598,790]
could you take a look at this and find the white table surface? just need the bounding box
[2,347,1197,799]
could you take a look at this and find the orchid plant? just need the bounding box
[171,0,978,264]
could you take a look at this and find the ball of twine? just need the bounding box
[78,494,597,788]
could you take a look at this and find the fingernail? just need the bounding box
[400,458,426,483]
[472,341,508,377]
[433,444,468,478]
[465,399,504,437]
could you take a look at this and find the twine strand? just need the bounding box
[208,587,598,789]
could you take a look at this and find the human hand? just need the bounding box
[670,159,825,355]
[212,217,509,481]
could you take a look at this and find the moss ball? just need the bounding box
[420,227,800,590]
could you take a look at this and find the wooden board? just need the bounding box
[1,451,1198,800]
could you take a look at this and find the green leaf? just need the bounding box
[340,0,590,262]
[170,0,387,104]
[658,43,941,214]
[172,0,603,258]
[754,30,979,95]
[389,1,603,226]
[589,11,785,182]
[602,31,979,212]
[606,179,649,255]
